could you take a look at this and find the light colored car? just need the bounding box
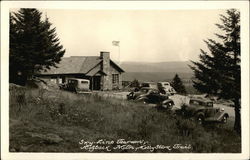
[157,82,176,95]
[140,82,158,90]
[60,78,90,93]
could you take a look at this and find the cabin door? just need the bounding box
[92,76,101,90]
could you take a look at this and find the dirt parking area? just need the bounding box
[92,91,236,128]
[93,91,235,120]
[93,91,235,119]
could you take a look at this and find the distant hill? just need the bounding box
[120,61,193,73]
[120,61,194,82]
[122,72,194,82]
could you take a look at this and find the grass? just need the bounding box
[9,84,241,153]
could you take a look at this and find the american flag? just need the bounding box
[112,41,120,46]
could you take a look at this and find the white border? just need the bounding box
[1,1,249,160]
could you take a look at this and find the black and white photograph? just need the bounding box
[1,1,249,160]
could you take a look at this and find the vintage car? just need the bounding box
[127,87,156,100]
[179,98,229,124]
[59,78,90,93]
[136,90,169,104]
[127,87,168,104]
[157,82,176,95]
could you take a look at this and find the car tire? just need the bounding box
[74,88,78,94]
[222,116,228,124]
[197,115,204,125]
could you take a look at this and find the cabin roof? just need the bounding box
[39,56,124,75]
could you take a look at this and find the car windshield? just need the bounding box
[81,81,88,84]
[190,99,213,107]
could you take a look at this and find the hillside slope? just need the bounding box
[9,85,241,153]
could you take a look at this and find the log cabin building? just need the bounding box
[37,52,124,90]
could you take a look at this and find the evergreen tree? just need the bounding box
[171,74,186,94]
[189,9,241,133]
[130,79,140,88]
[10,8,65,85]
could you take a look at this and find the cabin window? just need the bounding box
[112,74,119,84]
[58,78,62,84]
[50,77,57,83]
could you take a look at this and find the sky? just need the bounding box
[40,9,225,63]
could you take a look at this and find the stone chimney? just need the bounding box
[100,51,110,74]
[100,51,111,90]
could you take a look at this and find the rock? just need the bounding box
[20,145,33,152]
[45,133,63,144]
[10,148,16,152]
[26,132,63,144]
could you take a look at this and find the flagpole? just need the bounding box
[112,40,120,64]
[118,44,120,65]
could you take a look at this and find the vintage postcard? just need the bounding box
[1,1,249,160]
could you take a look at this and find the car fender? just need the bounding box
[194,108,206,114]
[161,99,174,109]
[217,112,229,121]
[195,112,205,119]
[127,92,135,100]
[135,97,148,103]
[224,113,229,118]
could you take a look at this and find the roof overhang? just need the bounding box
[110,60,125,73]
[86,70,107,76]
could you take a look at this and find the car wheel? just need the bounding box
[222,116,228,124]
[74,88,78,94]
[197,116,204,125]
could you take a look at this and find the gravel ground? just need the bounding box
[94,91,235,119]
[92,91,236,128]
